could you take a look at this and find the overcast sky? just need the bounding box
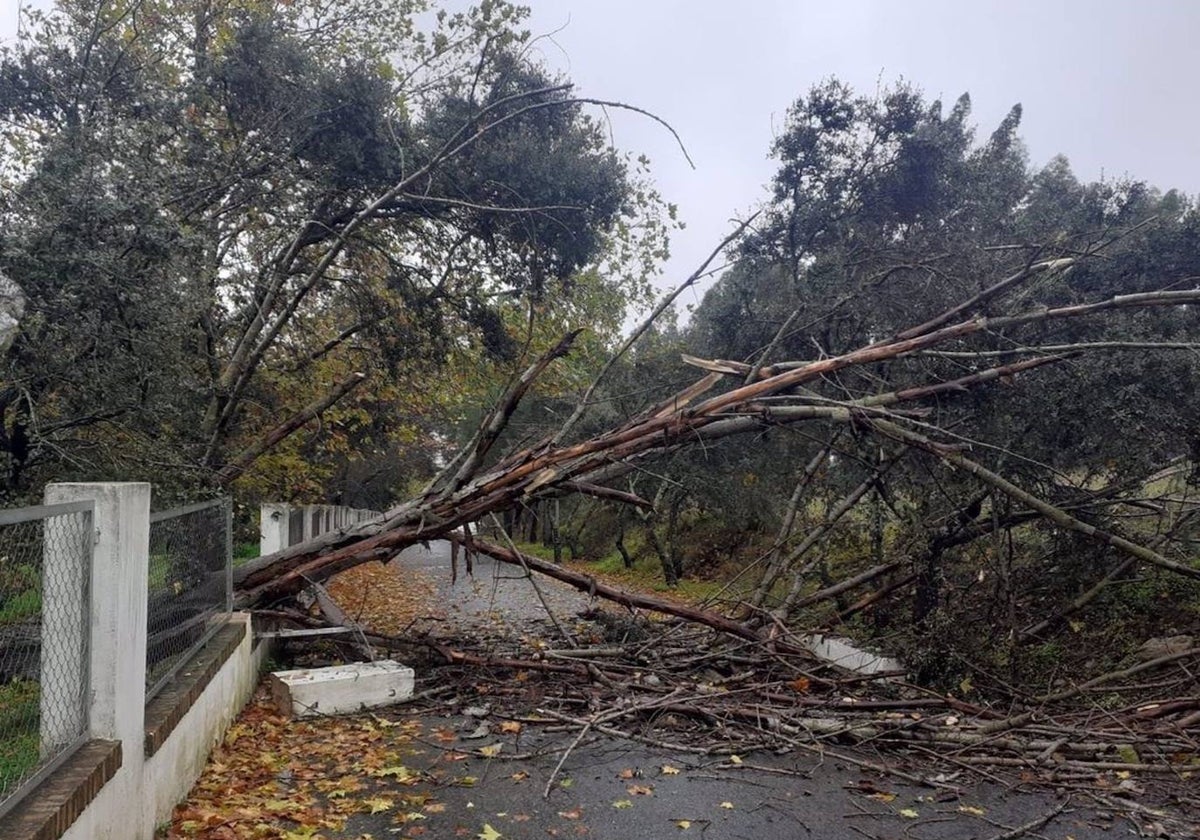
[515,0,1200,309]
[4,1,1198,309]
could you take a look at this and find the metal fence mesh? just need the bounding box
[146,498,231,701]
[0,502,92,818]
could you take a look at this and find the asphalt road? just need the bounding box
[361,542,1177,840]
[340,706,1141,840]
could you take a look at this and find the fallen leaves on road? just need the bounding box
[325,562,440,635]
[165,689,450,839]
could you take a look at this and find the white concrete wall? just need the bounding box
[59,615,267,840]
[141,614,266,834]
[260,502,383,554]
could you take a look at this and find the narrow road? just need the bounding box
[387,540,605,643]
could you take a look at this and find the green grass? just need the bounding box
[514,540,729,603]
[0,589,41,624]
[233,541,259,567]
[0,679,40,794]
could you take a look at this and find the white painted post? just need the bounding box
[301,505,314,542]
[39,499,92,752]
[44,483,150,809]
[259,503,290,555]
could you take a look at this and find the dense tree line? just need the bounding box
[2,3,1196,689]
[0,0,668,506]
[527,81,1200,685]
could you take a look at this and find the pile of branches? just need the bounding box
[261,530,1198,800]
[311,583,1199,825]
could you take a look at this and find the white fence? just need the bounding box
[259,502,382,555]
[1,483,265,840]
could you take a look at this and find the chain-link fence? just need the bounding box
[0,501,93,820]
[146,498,231,702]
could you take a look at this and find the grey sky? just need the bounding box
[4,1,1197,309]
[517,0,1200,308]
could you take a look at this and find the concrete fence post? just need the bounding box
[44,483,150,828]
[259,503,290,555]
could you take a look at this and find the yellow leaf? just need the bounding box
[868,792,897,803]
[362,797,393,814]
[613,799,634,809]
[479,744,503,758]
[374,765,415,781]
[900,808,920,818]
[675,819,692,829]
[478,823,503,840]
[958,805,986,816]
[729,755,743,765]
[719,801,734,809]
[660,765,681,775]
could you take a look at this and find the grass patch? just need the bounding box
[513,541,729,605]
[0,589,41,624]
[233,542,259,565]
[0,679,40,794]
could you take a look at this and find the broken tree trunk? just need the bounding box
[231,271,1200,610]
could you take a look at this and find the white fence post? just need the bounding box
[259,503,290,555]
[44,483,150,809]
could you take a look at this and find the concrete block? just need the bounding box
[269,660,414,718]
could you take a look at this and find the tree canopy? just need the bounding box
[0,0,670,504]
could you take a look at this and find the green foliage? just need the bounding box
[0,0,668,505]
[0,588,40,624]
[0,679,39,792]
[585,77,1200,691]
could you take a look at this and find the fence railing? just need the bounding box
[0,500,94,820]
[145,498,232,702]
[262,503,381,555]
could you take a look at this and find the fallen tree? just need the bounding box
[234,239,1200,629]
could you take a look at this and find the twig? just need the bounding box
[982,798,1069,840]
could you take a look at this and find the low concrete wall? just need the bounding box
[60,614,267,840]
[142,614,267,833]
